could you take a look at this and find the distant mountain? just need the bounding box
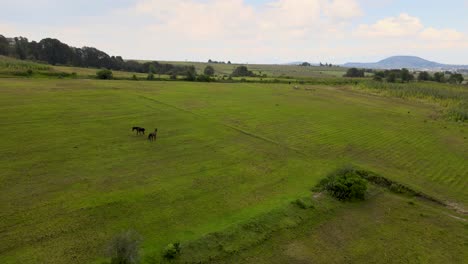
[344,56,468,70]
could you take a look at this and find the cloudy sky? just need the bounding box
[1,0,468,64]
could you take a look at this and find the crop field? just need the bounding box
[0,78,467,263]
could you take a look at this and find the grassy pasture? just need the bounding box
[0,78,466,263]
[154,60,347,78]
[222,188,468,264]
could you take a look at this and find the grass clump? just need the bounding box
[292,198,311,209]
[316,166,368,201]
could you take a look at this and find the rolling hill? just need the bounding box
[344,56,468,70]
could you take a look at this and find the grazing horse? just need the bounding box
[148,129,158,142]
[132,126,145,135]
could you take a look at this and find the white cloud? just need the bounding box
[112,0,362,62]
[2,1,468,64]
[351,13,468,62]
[355,13,423,37]
[420,27,464,41]
[323,0,363,20]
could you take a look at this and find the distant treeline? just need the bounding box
[344,67,464,84]
[0,35,195,75]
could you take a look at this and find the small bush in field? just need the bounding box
[96,69,113,80]
[163,242,181,259]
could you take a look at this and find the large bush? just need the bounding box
[96,69,113,80]
[317,167,367,201]
[203,65,215,76]
[231,66,255,77]
[344,68,364,78]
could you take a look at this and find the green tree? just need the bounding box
[433,72,445,83]
[401,68,414,82]
[203,65,215,76]
[148,64,156,74]
[448,73,464,84]
[417,71,431,81]
[344,68,364,78]
[386,72,397,83]
[37,38,71,65]
[231,66,255,77]
[14,37,29,60]
[185,66,197,81]
[0,35,10,55]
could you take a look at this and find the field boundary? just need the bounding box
[355,169,467,215]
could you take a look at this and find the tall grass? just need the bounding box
[357,81,468,121]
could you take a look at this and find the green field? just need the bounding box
[0,77,467,263]
[152,60,348,78]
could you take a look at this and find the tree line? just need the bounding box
[0,35,196,76]
[344,67,464,84]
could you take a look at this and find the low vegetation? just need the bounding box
[357,80,468,121]
[163,243,181,260]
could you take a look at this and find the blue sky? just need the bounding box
[1,0,467,64]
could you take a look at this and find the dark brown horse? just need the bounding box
[132,126,145,135]
[148,129,158,142]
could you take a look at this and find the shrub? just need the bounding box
[132,74,137,80]
[170,73,177,80]
[196,74,212,82]
[106,231,141,264]
[147,73,154,80]
[344,68,365,78]
[185,70,197,81]
[231,66,255,77]
[163,242,181,259]
[389,183,404,193]
[203,65,215,76]
[317,166,368,201]
[96,69,113,80]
